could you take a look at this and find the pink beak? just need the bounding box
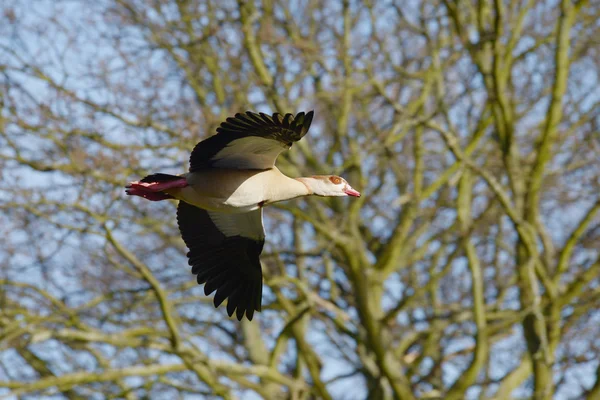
[344,186,361,197]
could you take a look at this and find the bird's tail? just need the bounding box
[125,173,188,201]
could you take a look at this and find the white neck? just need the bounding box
[262,175,312,205]
[294,177,316,195]
[268,175,346,203]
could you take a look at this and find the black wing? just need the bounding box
[177,201,264,321]
[189,111,314,171]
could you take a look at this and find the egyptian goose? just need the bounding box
[126,111,360,320]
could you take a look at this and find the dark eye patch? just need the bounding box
[329,176,342,185]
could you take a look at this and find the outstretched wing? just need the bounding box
[176,201,265,321]
[189,111,314,171]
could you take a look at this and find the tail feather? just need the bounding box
[140,173,182,183]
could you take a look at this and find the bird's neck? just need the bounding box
[261,173,313,205]
[294,177,315,196]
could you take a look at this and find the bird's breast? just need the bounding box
[166,169,269,213]
[165,168,306,212]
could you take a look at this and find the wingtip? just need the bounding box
[226,303,235,318]
[231,304,251,321]
[301,110,314,133]
[236,307,246,321]
[296,110,314,118]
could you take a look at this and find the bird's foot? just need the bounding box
[126,178,188,192]
[125,178,188,201]
[125,187,175,201]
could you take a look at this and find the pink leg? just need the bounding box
[125,177,187,201]
[126,178,188,192]
[125,188,175,201]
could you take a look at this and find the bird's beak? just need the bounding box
[344,186,361,197]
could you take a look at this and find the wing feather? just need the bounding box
[189,110,314,171]
[177,202,265,320]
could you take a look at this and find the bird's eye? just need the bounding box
[329,176,342,185]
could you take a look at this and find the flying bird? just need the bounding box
[126,111,360,320]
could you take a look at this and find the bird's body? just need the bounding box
[126,111,360,320]
[166,167,309,213]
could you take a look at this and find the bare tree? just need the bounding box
[1,0,599,399]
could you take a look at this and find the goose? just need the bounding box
[126,111,360,320]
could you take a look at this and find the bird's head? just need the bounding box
[301,175,361,197]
